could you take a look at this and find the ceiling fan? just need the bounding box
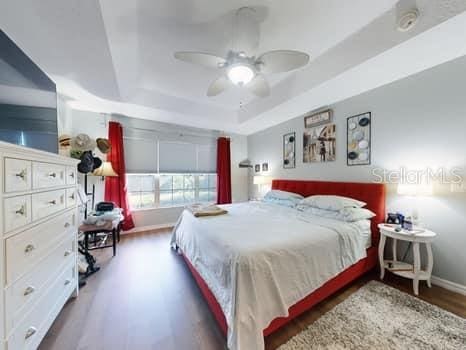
[174,7,310,98]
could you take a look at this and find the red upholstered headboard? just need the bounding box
[272,179,386,245]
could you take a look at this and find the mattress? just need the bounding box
[171,201,368,350]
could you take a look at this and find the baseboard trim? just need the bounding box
[123,223,176,235]
[431,275,466,295]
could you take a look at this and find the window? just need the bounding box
[127,173,217,210]
[198,174,217,203]
[127,174,156,209]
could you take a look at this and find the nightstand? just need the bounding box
[378,223,437,295]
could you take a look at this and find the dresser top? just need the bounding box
[0,140,79,165]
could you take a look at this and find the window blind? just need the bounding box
[197,145,217,173]
[124,137,157,173]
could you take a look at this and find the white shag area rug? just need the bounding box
[278,281,466,350]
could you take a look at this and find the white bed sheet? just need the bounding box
[171,201,368,350]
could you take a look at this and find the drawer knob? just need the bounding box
[23,286,35,296]
[64,222,71,228]
[70,172,75,178]
[15,205,26,216]
[64,279,71,286]
[24,244,35,253]
[70,193,75,200]
[25,326,37,340]
[48,200,57,205]
[64,250,72,257]
[48,172,57,178]
[16,169,27,180]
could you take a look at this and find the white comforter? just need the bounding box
[170,201,368,350]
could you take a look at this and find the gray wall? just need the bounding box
[248,55,466,286]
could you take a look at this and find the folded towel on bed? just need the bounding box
[187,204,228,217]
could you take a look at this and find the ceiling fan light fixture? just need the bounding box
[227,64,255,85]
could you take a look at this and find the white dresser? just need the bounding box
[0,141,79,350]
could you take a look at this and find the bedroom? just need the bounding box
[0,1,465,349]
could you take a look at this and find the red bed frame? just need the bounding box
[181,179,386,338]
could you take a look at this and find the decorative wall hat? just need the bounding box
[77,151,94,173]
[58,134,71,148]
[71,134,96,152]
[96,138,111,154]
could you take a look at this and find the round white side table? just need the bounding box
[378,223,437,295]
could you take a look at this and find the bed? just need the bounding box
[171,179,385,350]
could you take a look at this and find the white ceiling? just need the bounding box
[1,0,466,134]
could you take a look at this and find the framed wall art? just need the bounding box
[255,164,260,172]
[283,132,296,169]
[303,124,336,163]
[304,109,333,128]
[262,163,268,172]
[347,112,371,166]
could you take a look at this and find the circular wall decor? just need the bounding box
[359,140,369,149]
[352,130,364,141]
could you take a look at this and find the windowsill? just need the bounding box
[131,205,185,212]
[131,202,217,212]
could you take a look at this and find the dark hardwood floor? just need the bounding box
[39,230,466,350]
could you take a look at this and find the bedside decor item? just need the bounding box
[304,109,332,128]
[278,281,466,350]
[253,175,272,199]
[255,164,260,172]
[262,163,268,171]
[378,223,436,295]
[303,124,336,163]
[347,112,371,166]
[283,132,296,169]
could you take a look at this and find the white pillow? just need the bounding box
[264,190,304,201]
[263,197,298,208]
[339,207,376,222]
[297,205,342,220]
[297,205,375,222]
[299,195,366,211]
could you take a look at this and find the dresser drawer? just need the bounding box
[4,158,32,193]
[32,189,66,221]
[5,238,75,333]
[5,209,76,285]
[32,162,66,189]
[4,195,32,233]
[7,263,76,350]
[66,166,77,185]
[65,188,77,208]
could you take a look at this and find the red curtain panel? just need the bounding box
[105,121,135,230]
[216,137,232,204]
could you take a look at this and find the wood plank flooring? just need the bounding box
[39,230,466,350]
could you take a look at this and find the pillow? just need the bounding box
[297,205,342,220]
[297,205,375,222]
[299,195,366,211]
[338,207,375,222]
[263,197,298,208]
[263,190,304,201]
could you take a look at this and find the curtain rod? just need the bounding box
[116,124,221,140]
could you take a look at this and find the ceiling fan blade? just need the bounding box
[247,74,270,98]
[257,50,310,74]
[207,75,230,97]
[174,51,226,69]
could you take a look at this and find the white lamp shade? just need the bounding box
[397,183,433,196]
[92,161,118,177]
[253,176,272,185]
